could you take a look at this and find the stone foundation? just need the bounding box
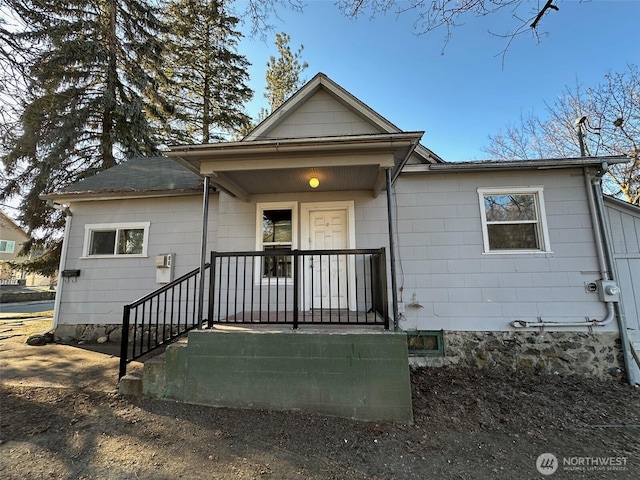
[54,323,187,344]
[409,331,625,380]
[56,324,626,380]
[55,323,123,343]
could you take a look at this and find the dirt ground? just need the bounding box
[1,317,639,480]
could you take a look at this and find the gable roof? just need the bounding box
[604,195,640,215]
[243,72,442,165]
[0,211,28,240]
[41,156,203,202]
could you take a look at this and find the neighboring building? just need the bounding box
[42,73,639,384]
[0,211,56,288]
[0,211,29,284]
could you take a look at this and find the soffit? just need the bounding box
[166,132,423,199]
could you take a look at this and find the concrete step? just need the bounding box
[118,374,143,396]
[142,354,166,397]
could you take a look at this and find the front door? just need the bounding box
[310,209,348,309]
[301,202,356,311]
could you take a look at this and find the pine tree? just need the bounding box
[264,32,308,113]
[1,0,172,273]
[163,0,253,144]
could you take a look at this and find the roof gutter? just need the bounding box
[40,189,204,203]
[401,156,630,173]
[167,132,424,159]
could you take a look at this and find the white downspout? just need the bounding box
[48,202,72,329]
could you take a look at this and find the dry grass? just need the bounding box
[0,317,53,339]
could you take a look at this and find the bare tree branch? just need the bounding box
[530,0,559,30]
[485,65,640,205]
[335,0,561,58]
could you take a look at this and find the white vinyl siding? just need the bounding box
[393,170,608,332]
[265,90,379,139]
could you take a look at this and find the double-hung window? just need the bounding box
[478,187,551,253]
[83,222,150,257]
[256,202,297,280]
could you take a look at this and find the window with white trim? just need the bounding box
[83,222,150,257]
[256,202,297,279]
[0,240,16,253]
[478,187,551,253]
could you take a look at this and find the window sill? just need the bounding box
[482,250,553,256]
[80,255,149,260]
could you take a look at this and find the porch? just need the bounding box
[118,248,413,423]
[118,118,422,420]
[119,248,390,378]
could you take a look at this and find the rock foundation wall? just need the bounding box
[409,331,625,380]
[55,323,194,345]
[55,323,121,343]
[57,324,626,380]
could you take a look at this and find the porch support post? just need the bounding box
[385,168,400,330]
[197,175,211,329]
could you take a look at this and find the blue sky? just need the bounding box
[237,0,640,161]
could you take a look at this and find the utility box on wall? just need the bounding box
[155,253,174,284]
[596,280,620,302]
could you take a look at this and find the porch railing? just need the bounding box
[119,264,209,379]
[207,248,389,329]
[118,248,389,379]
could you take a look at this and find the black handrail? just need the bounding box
[207,248,389,329]
[118,248,390,379]
[119,264,209,379]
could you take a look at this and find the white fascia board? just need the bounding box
[400,156,631,174]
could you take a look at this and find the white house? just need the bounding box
[42,73,639,387]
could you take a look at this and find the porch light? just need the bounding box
[309,176,320,188]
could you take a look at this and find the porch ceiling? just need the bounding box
[165,132,424,200]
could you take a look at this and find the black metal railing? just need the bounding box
[207,248,389,329]
[119,264,209,379]
[118,248,389,379]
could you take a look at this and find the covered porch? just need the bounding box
[164,131,426,331]
[119,247,413,423]
[118,131,425,422]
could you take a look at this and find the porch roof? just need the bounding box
[165,132,424,200]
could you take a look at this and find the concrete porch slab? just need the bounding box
[156,328,413,423]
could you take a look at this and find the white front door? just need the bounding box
[309,209,348,309]
[301,202,356,311]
